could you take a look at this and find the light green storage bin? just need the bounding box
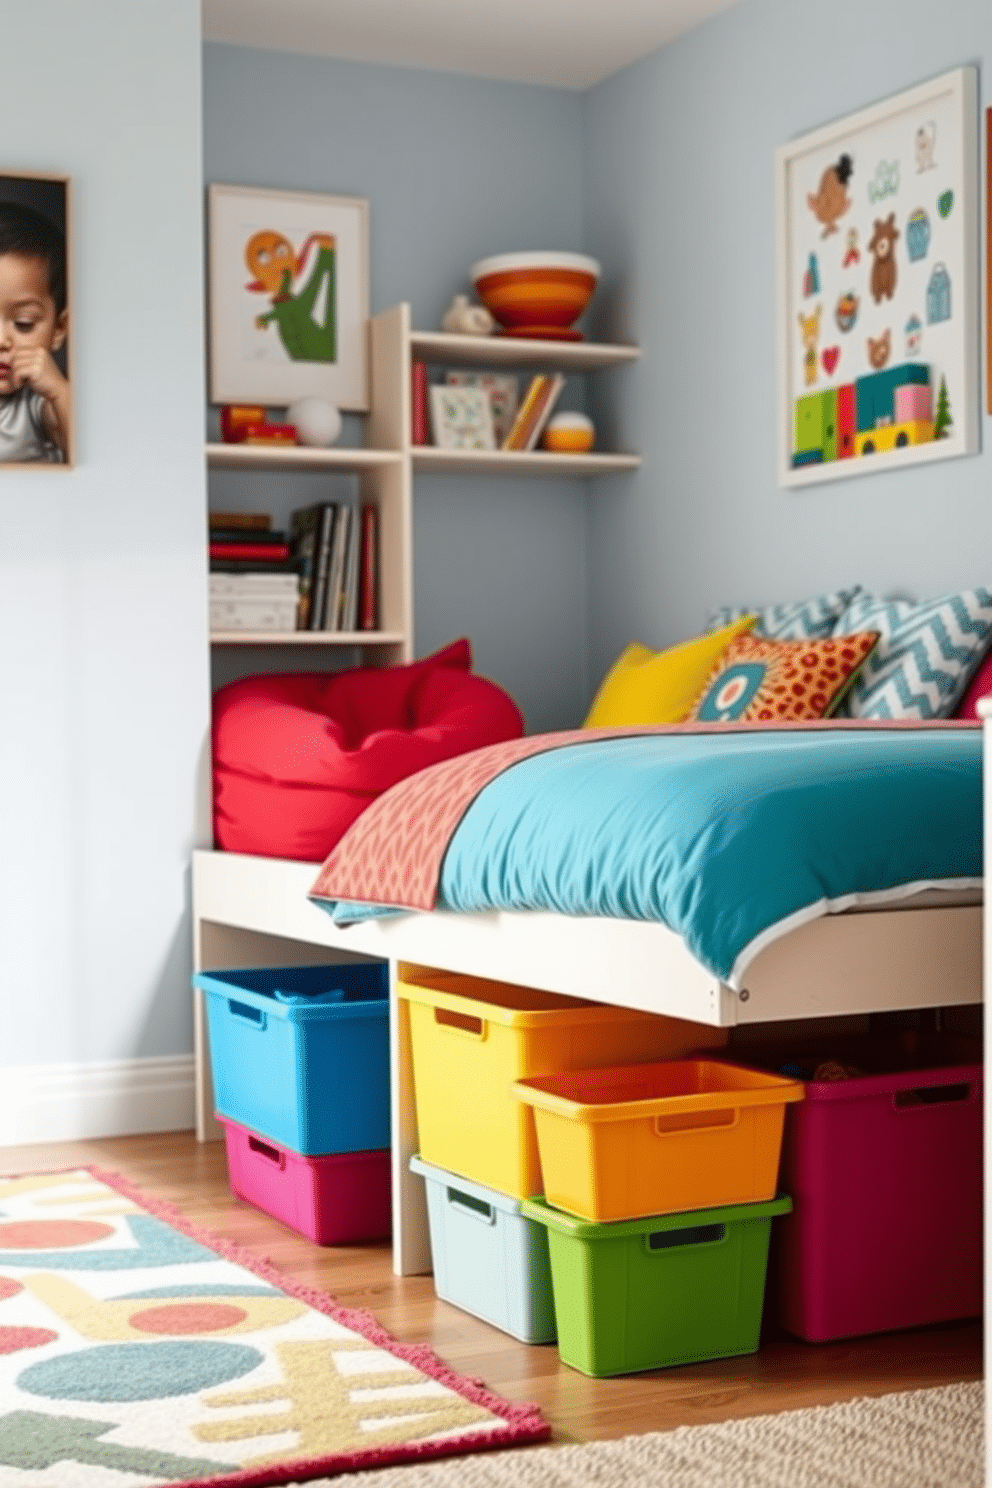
[521,1193,791,1377]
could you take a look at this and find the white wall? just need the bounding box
[583,0,991,691]
[0,2,210,1117]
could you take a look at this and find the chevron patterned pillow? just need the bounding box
[707,586,863,641]
[832,589,992,719]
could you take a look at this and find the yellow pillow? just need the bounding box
[583,615,759,727]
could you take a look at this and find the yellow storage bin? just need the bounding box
[398,968,727,1198]
[513,1059,804,1221]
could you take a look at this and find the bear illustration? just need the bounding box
[867,329,891,370]
[868,215,899,303]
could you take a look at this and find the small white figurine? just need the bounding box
[441,294,495,336]
[288,396,342,447]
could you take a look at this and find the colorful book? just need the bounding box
[358,503,379,631]
[324,504,351,630]
[341,508,361,633]
[288,504,324,629]
[501,374,566,451]
[411,360,430,445]
[209,511,272,532]
[209,541,291,561]
[446,372,519,446]
[208,528,286,546]
[210,557,300,575]
[310,503,338,631]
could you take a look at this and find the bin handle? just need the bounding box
[446,1186,496,1226]
[892,1080,972,1111]
[247,1135,286,1171]
[646,1222,726,1253]
[228,998,267,1032]
[433,1006,488,1042]
[654,1108,738,1136]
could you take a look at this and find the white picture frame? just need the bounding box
[429,384,496,450]
[208,183,369,410]
[775,66,978,488]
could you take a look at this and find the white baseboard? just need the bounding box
[0,1056,196,1145]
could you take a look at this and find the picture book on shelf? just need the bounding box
[324,503,351,630]
[342,508,361,632]
[445,372,519,446]
[358,502,378,631]
[310,502,338,630]
[502,373,565,451]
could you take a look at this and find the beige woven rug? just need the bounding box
[302,1380,983,1488]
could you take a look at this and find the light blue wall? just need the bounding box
[1,0,209,1070]
[583,0,991,693]
[203,45,591,732]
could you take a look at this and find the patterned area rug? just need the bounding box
[0,1168,549,1486]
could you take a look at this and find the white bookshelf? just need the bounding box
[206,303,641,658]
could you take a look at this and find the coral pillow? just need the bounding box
[684,632,880,723]
[212,638,525,860]
[583,615,757,727]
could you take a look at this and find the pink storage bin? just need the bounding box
[770,1035,982,1341]
[219,1115,391,1245]
[894,382,933,423]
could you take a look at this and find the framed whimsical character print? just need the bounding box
[775,67,978,487]
[208,184,370,411]
[0,172,72,468]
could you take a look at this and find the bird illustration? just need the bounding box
[807,154,854,238]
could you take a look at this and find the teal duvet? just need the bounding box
[431,726,982,988]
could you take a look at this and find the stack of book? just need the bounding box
[209,512,300,633]
[290,501,379,633]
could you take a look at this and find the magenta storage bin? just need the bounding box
[219,1115,391,1245]
[773,1037,982,1341]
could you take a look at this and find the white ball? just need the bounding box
[288,397,342,447]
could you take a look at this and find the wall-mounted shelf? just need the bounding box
[206,443,402,473]
[410,329,640,372]
[206,303,641,661]
[412,447,641,476]
[210,629,406,647]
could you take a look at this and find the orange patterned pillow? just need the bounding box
[684,631,880,722]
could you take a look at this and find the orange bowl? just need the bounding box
[470,251,600,340]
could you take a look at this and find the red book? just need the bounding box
[358,503,378,630]
[209,541,291,561]
[243,423,297,445]
[411,361,429,445]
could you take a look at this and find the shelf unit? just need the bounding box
[206,302,641,661]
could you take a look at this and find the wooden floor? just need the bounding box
[0,1129,981,1445]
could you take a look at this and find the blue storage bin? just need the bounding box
[195,963,389,1155]
[410,1154,556,1344]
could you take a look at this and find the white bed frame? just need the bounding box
[191,847,982,1277]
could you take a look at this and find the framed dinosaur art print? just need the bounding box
[207,183,369,410]
[775,67,978,488]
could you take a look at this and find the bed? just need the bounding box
[191,716,983,1277]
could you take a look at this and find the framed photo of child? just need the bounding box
[207,183,370,411]
[0,172,71,467]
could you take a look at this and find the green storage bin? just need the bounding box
[521,1193,791,1377]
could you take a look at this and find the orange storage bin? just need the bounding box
[398,968,727,1199]
[513,1059,804,1221]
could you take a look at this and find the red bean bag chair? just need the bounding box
[212,638,525,860]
